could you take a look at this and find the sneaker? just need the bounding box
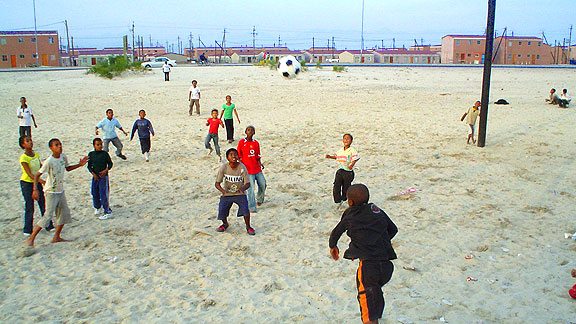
[23,232,31,236]
[99,213,111,220]
[118,154,127,160]
[94,208,101,216]
[246,227,256,235]
[216,223,229,232]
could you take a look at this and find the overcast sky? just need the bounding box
[1,0,575,51]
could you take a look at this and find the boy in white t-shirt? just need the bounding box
[26,138,88,246]
[163,62,171,81]
[188,80,201,115]
[17,97,38,138]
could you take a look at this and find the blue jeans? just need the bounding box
[246,172,266,211]
[91,175,112,213]
[20,180,52,233]
[205,133,221,156]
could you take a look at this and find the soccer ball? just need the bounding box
[277,55,301,78]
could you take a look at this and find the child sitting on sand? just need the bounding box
[26,139,88,246]
[215,148,254,235]
[88,138,114,220]
[329,184,398,324]
[460,101,481,144]
[205,109,224,161]
[325,133,359,206]
[130,109,155,162]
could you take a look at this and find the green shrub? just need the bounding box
[315,61,322,69]
[333,65,347,73]
[88,56,145,79]
[299,59,308,72]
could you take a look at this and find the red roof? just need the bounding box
[443,35,486,39]
[372,49,438,55]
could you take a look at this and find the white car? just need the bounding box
[141,57,177,69]
[326,58,339,63]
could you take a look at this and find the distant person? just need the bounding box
[26,139,88,246]
[214,148,254,235]
[325,133,359,207]
[237,125,266,213]
[460,101,481,144]
[130,109,155,162]
[200,53,208,65]
[559,89,571,108]
[220,95,241,143]
[205,109,224,161]
[329,184,398,324]
[546,88,559,105]
[19,136,53,235]
[162,61,171,81]
[95,109,128,160]
[17,97,38,138]
[88,138,114,220]
[188,80,201,116]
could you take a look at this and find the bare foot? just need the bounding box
[25,238,34,246]
[256,202,262,206]
[51,237,69,243]
[208,148,213,155]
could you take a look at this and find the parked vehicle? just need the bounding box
[141,57,177,69]
[326,58,339,63]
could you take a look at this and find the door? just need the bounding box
[428,57,431,64]
[319,56,322,62]
[460,53,465,63]
[531,55,535,64]
[389,57,393,63]
[91,58,96,65]
[42,54,48,65]
[10,55,16,67]
[512,55,516,64]
[361,56,365,63]
[410,57,414,63]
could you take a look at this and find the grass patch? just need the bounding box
[315,62,322,69]
[299,59,308,72]
[88,56,144,79]
[332,65,347,72]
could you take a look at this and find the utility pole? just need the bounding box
[381,39,384,49]
[65,20,71,66]
[360,0,365,56]
[477,0,496,148]
[149,34,152,47]
[222,28,227,60]
[70,36,75,66]
[189,33,193,60]
[132,22,136,60]
[393,38,396,49]
[569,25,573,63]
[251,26,257,63]
[33,0,39,66]
[332,36,335,58]
[177,36,181,54]
[312,37,315,62]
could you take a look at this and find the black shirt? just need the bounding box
[87,150,113,174]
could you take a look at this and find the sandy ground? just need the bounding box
[0,65,575,324]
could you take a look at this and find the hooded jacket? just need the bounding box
[329,203,398,261]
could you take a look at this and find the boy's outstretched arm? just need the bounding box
[66,156,89,171]
[329,220,346,260]
[460,112,467,122]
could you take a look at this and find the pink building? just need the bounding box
[441,35,486,64]
[0,30,60,68]
[492,36,553,65]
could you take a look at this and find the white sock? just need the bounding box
[144,152,149,160]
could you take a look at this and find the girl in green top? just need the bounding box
[219,95,241,143]
[19,136,52,235]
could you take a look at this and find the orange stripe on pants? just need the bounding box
[357,260,370,323]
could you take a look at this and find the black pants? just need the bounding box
[224,118,234,141]
[333,169,354,203]
[19,126,31,138]
[356,260,394,323]
[164,72,169,81]
[20,180,53,233]
[559,99,569,108]
[139,137,151,153]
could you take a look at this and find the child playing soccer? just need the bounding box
[220,95,241,143]
[215,148,254,235]
[237,125,266,213]
[19,136,53,235]
[460,101,481,144]
[96,109,128,160]
[329,184,398,324]
[88,138,114,220]
[26,139,88,246]
[17,97,38,138]
[188,80,201,115]
[205,109,224,161]
[325,133,359,206]
[130,109,155,162]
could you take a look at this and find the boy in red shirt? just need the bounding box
[237,125,266,213]
[205,109,224,161]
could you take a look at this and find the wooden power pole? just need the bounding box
[477,0,496,148]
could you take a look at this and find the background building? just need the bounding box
[0,30,60,68]
[441,35,486,64]
[492,36,553,65]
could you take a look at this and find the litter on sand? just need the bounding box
[564,232,576,240]
[395,187,422,196]
[466,277,478,282]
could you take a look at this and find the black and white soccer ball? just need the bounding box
[277,55,301,78]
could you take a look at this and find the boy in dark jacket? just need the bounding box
[329,184,398,324]
[88,138,114,220]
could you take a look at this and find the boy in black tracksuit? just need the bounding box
[329,184,398,324]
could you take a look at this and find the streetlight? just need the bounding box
[33,0,39,66]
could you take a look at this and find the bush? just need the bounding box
[299,59,308,72]
[333,65,347,73]
[315,61,322,69]
[88,56,144,79]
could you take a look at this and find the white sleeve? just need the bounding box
[17,107,21,117]
[28,107,33,115]
[38,157,50,174]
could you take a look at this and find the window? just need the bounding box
[508,41,512,47]
[468,40,473,45]
[527,54,531,57]
[475,53,479,57]
[18,37,24,43]
[32,54,37,58]
[48,37,54,44]
[31,37,36,42]
[19,54,25,58]
[537,55,541,59]
[0,38,6,45]
[50,54,56,61]
[456,40,460,45]
[538,42,542,46]
[518,54,522,57]
[1,55,7,61]
[519,41,522,46]
[528,41,531,46]
[467,53,472,57]
[508,54,512,59]
[477,40,481,45]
